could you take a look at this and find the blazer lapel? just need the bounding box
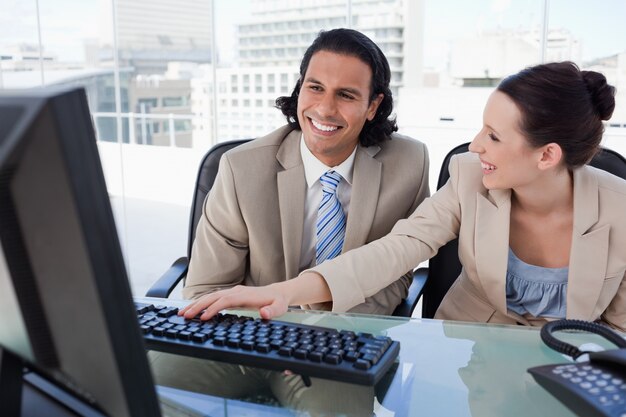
[567,167,609,320]
[474,188,511,314]
[343,145,382,251]
[276,130,306,279]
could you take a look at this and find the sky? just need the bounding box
[1,0,625,67]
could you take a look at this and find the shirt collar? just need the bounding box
[300,133,356,189]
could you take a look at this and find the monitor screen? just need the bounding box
[0,86,160,417]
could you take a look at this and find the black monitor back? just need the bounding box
[0,87,160,417]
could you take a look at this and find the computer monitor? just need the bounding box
[0,86,161,417]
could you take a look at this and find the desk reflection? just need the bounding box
[443,323,578,417]
[148,311,404,417]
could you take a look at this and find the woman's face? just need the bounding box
[469,91,544,191]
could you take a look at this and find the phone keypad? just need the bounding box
[551,363,626,412]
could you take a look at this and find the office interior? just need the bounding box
[1,0,626,416]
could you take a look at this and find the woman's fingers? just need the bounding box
[178,285,289,320]
[179,293,218,318]
[260,297,288,319]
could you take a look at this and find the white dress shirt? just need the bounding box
[298,135,356,271]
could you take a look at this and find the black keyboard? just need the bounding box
[135,302,400,386]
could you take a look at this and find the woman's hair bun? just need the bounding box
[581,70,616,121]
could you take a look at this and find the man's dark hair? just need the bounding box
[275,28,397,147]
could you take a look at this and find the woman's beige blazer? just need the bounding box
[312,152,626,330]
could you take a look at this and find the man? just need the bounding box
[183,28,429,315]
[152,28,429,415]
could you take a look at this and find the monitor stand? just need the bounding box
[1,347,106,417]
[0,347,24,416]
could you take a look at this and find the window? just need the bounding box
[162,96,187,107]
[137,98,158,111]
[164,119,192,132]
[10,0,624,297]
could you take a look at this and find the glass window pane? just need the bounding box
[0,1,41,89]
[398,0,543,190]
[549,0,626,149]
[213,0,349,140]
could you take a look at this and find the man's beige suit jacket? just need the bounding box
[184,125,430,315]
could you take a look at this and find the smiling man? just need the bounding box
[151,28,429,414]
[183,29,429,315]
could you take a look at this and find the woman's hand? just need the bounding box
[178,284,290,320]
[178,272,332,321]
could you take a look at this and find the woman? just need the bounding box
[181,62,625,331]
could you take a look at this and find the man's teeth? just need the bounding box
[311,119,338,132]
[481,162,496,171]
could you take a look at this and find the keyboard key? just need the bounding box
[152,327,166,337]
[294,349,308,359]
[136,304,154,314]
[241,341,255,350]
[354,359,371,370]
[192,333,208,343]
[330,349,345,358]
[361,354,380,365]
[255,343,271,353]
[157,307,179,318]
[324,354,342,365]
[177,331,193,341]
[278,347,293,357]
[226,339,240,348]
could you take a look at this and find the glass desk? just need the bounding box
[138,297,618,417]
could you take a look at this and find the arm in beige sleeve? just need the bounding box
[182,154,249,300]
[307,154,463,312]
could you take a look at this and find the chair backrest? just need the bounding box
[186,139,252,258]
[421,143,626,319]
[421,143,469,319]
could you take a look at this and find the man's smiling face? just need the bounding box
[297,50,383,167]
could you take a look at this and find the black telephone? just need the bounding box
[528,319,626,417]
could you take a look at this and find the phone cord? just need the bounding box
[540,319,626,360]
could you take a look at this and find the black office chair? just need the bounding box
[146,139,252,298]
[419,142,626,319]
[145,138,426,318]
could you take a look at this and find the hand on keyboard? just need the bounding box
[179,284,289,321]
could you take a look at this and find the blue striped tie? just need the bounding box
[316,171,346,265]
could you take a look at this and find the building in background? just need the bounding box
[449,27,582,87]
[2,0,623,150]
[235,0,424,97]
[196,0,424,145]
[112,0,212,74]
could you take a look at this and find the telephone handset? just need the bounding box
[528,319,626,417]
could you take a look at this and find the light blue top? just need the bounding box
[505,248,569,318]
